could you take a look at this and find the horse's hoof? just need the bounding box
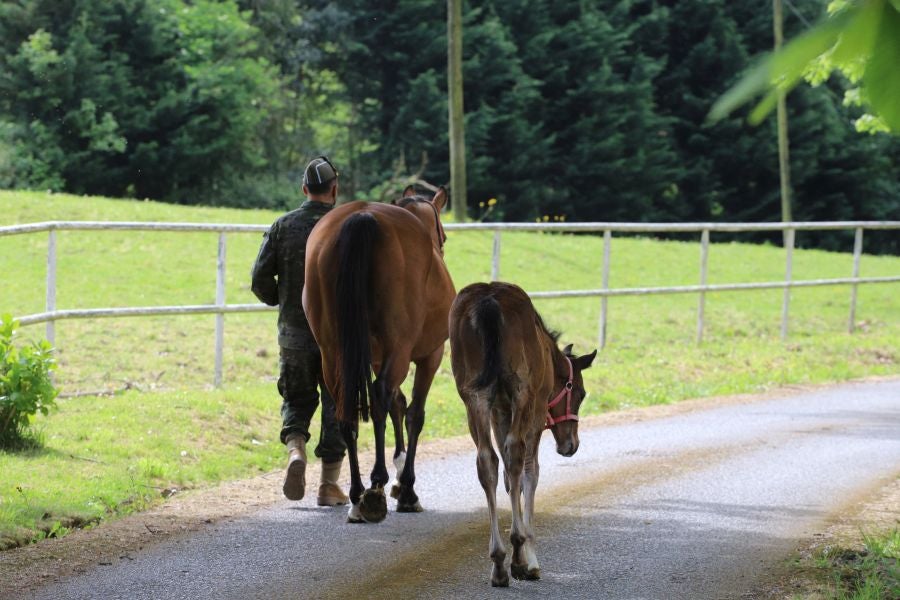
[359,488,387,523]
[347,503,365,523]
[389,483,401,499]
[491,570,510,587]
[396,500,423,513]
[396,486,420,511]
[511,564,540,581]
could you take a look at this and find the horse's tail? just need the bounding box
[472,294,503,394]
[336,212,378,423]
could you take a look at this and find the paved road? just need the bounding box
[28,380,900,599]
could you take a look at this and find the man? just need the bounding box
[250,156,348,506]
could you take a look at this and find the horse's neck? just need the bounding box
[544,337,566,381]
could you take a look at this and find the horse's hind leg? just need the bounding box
[396,345,442,512]
[340,420,367,523]
[501,402,537,581]
[360,376,391,523]
[466,393,508,587]
[389,389,408,499]
[517,435,542,579]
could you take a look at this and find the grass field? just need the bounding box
[1,189,898,548]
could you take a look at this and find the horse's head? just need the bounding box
[393,185,449,257]
[548,344,597,457]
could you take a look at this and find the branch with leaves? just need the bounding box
[709,0,900,134]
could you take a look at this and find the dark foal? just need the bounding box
[303,188,455,523]
[449,282,596,586]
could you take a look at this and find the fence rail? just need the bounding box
[4,219,899,387]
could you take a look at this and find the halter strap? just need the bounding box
[546,356,577,429]
[397,196,447,252]
[425,199,447,251]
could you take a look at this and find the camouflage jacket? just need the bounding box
[250,200,332,349]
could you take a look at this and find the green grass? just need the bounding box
[1,188,899,547]
[792,528,900,599]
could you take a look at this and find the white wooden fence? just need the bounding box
[2,220,898,387]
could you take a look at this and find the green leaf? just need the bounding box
[864,4,900,131]
[830,0,882,65]
[708,9,852,124]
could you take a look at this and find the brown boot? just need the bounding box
[283,434,307,501]
[317,459,349,506]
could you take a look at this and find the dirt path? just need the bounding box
[1,379,898,599]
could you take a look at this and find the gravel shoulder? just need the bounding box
[2,378,898,599]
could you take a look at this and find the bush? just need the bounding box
[0,315,58,449]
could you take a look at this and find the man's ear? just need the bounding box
[402,185,417,198]
[432,186,448,211]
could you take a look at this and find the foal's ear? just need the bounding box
[574,349,597,370]
[562,343,574,356]
[432,186,448,212]
[402,185,417,198]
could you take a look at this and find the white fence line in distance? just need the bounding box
[3,219,898,387]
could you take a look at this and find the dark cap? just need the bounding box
[303,156,338,187]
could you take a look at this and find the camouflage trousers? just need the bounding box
[278,344,346,463]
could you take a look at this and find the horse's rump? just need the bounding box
[451,282,554,408]
[305,201,450,424]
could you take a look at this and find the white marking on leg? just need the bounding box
[347,503,364,523]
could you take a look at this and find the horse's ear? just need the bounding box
[562,343,574,356]
[432,186,448,212]
[574,349,597,370]
[402,185,417,198]
[389,198,399,205]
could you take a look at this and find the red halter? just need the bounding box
[546,356,577,429]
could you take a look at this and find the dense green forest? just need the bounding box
[1,0,898,251]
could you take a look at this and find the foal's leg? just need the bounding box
[518,435,542,579]
[389,389,408,499]
[466,394,508,587]
[396,345,442,512]
[340,420,366,523]
[504,403,535,581]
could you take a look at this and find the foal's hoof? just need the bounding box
[511,564,540,581]
[359,488,387,523]
[396,499,423,513]
[491,566,510,587]
[389,483,401,500]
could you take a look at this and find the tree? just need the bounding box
[0,0,280,202]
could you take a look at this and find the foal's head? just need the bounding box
[548,344,597,457]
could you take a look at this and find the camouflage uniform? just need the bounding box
[250,200,346,462]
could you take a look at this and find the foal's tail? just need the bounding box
[472,295,503,393]
[336,212,378,423]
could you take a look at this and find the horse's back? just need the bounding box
[306,200,451,361]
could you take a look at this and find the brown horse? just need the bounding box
[303,187,455,523]
[449,282,596,586]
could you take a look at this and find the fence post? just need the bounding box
[780,228,795,341]
[214,232,226,387]
[848,227,864,333]
[696,229,710,344]
[598,230,611,349]
[46,229,57,346]
[491,230,501,281]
